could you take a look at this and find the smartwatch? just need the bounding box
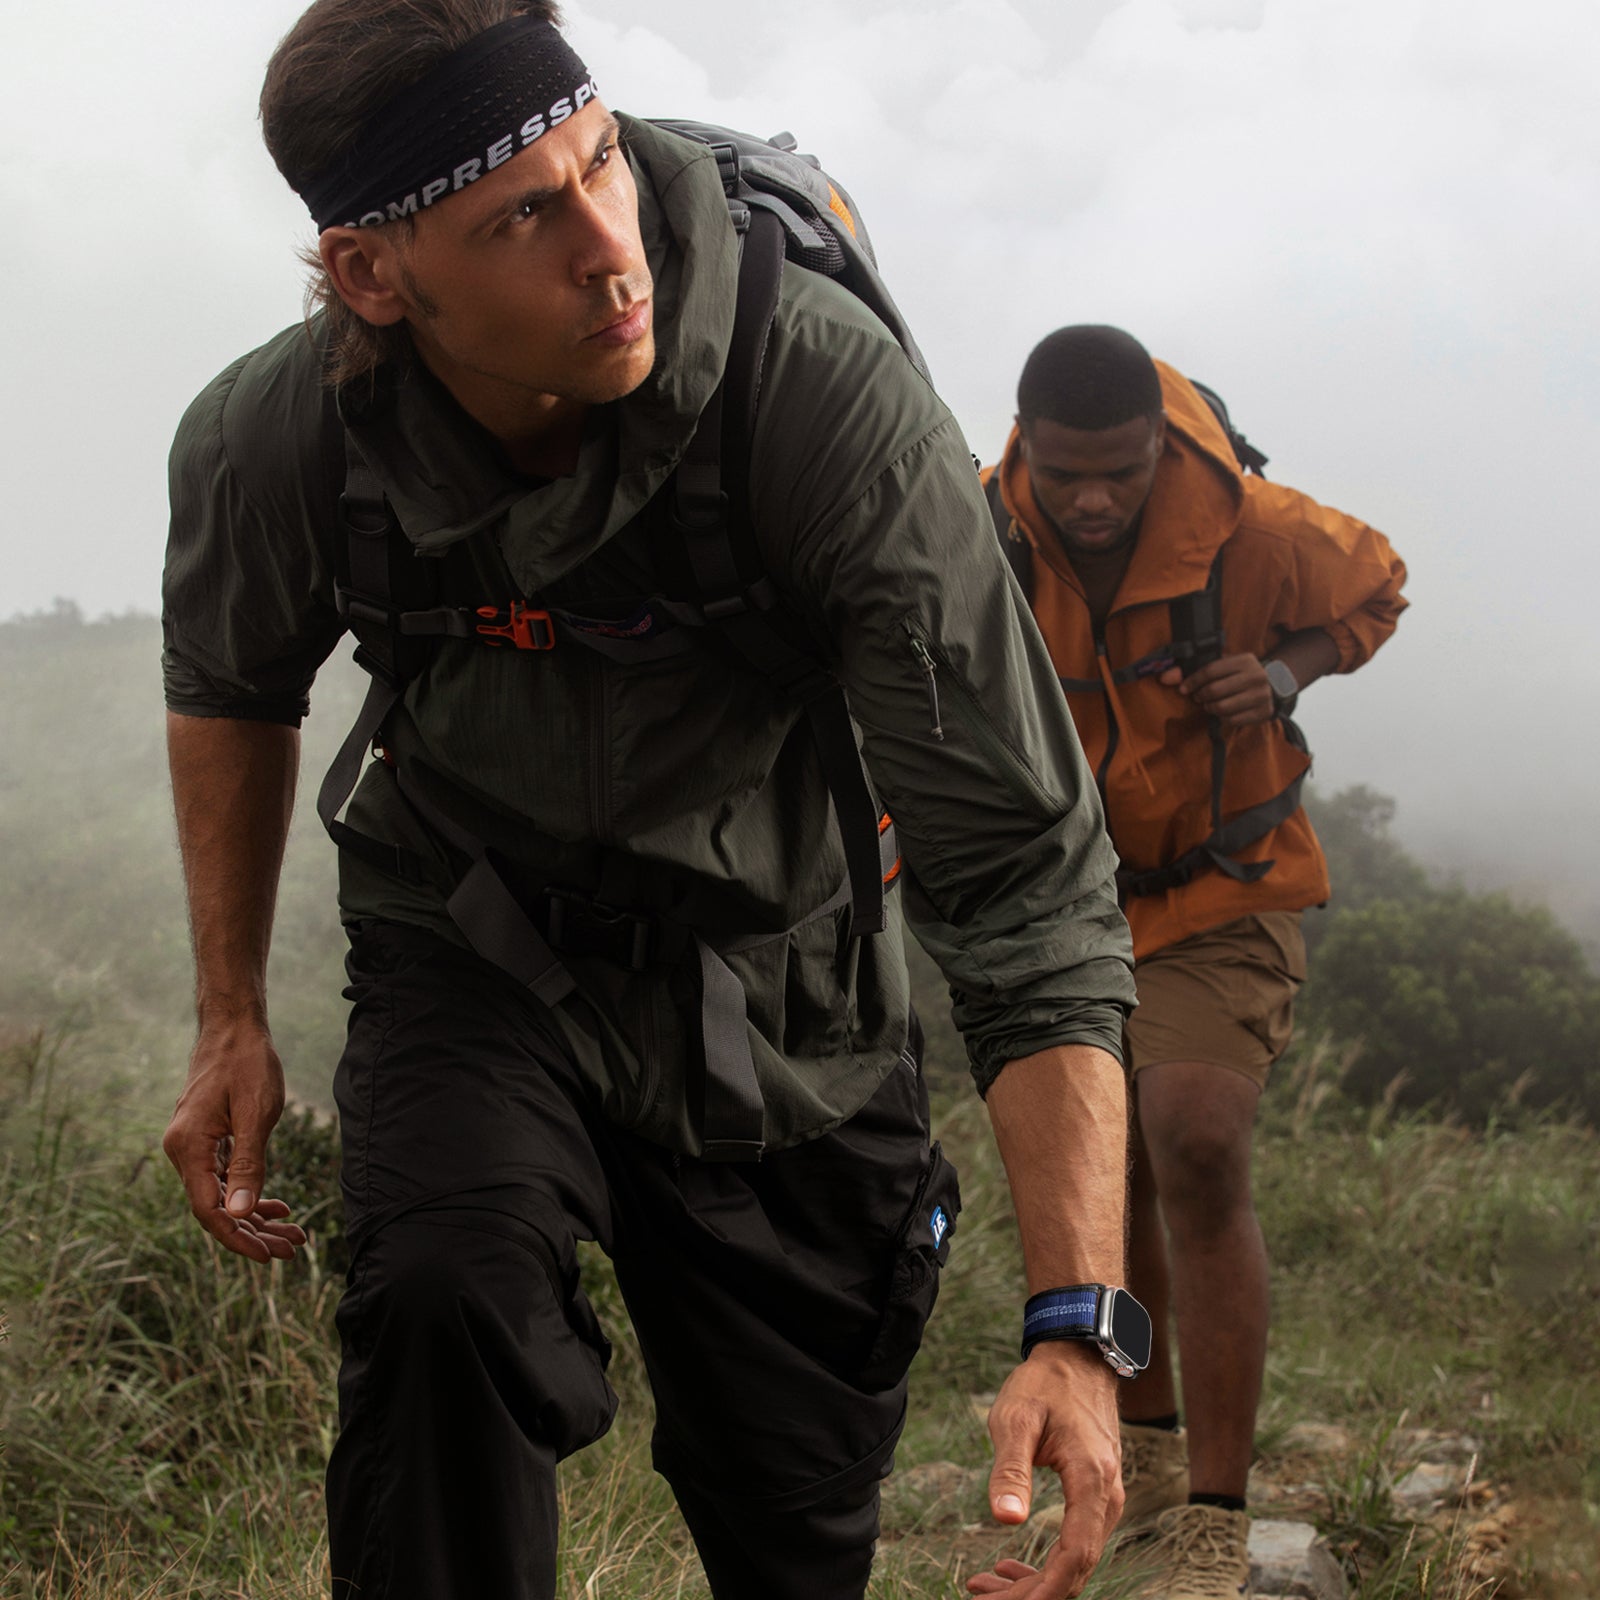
[1263,657,1299,717]
[1021,1285,1153,1378]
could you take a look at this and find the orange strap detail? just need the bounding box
[826,183,858,238]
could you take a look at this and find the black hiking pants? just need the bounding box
[325,921,959,1600]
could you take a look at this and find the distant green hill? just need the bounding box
[0,606,365,1108]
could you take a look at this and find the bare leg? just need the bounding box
[1131,1061,1266,1499]
[1119,1115,1177,1422]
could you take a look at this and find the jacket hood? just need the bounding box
[997,360,1246,607]
[340,115,740,591]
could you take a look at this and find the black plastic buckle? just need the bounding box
[710,142,741,195]
[671,487,731,535]
[338,494,390,539]
[544,890,655,970]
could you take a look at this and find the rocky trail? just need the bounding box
[879,1419,1523,1598]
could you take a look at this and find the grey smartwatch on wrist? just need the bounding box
[1263,656,1299,717]
[1020,1285,1153,1378]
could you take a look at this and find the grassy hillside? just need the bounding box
[3,608,1598,1596]
[3,1029,1597,1598]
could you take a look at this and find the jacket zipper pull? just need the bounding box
[909,635,945,741]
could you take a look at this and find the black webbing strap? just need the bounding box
[1117,716,1310,898]
[985,473,1035,601]
[694,939,767,1161]
[694,872,855,1160]
[318,443,436,884]
[383,766,575,1010]
[671,207,889,939]
[314,675,435,882]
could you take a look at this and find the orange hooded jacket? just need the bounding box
[988,362,1408,960]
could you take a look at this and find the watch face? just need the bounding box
[1108,1289,1153,1372]
[1264,658,1298,699]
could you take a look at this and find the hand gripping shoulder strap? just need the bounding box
[975,494,1309,897]
[1112,549,1310,898]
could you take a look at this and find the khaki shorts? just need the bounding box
[1124,912,1307,1088]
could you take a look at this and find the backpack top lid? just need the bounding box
[651,119,931,383]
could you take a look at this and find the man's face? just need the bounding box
[1019,413,1166,557]
[369,101,655,410]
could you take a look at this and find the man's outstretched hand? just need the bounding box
[162,1022,307,1264]
[967,1343,1123,1597]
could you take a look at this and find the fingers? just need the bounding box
[1044,1489,1116,1597]
[966,1559,1039,1594]
[1176,655,1274,726]
[163,1028,302,1263]
[987,1399,1042,1525]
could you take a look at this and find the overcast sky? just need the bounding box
[3,0,1597,925]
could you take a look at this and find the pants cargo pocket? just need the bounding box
[857,1139,961,1393]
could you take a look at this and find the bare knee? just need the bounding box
[1154,1127,1253,1227]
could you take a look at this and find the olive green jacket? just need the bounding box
[163,118,1134,1154]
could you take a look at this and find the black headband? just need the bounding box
[296,17,598,232]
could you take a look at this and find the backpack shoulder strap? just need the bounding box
[1118,544,1310,898]
[984,472,1035,602]
[670,206,895,939]
[1188,379,1269,477]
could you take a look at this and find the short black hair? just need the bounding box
[1017,325,1163,430]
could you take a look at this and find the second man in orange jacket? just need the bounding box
[974,325,1407,1600]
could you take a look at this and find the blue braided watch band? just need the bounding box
[1020,1286,1102,1357]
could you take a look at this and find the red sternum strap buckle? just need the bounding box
[475,601,555,650]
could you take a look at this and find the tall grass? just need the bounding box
[4,1025,1598,1597]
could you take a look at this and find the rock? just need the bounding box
[1279,1422,1354,1457]
[1248,1519,1348,1600]
[1392,1428,1483,1467]
[1393,1460,1468,1513]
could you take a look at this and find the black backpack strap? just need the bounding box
[1117,548,1310,898]
[1189,379,1269,478]
[317,433,436,884]
[984,473,1035,602]
[671,206,893,940]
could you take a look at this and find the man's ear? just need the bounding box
[318,227,410,328]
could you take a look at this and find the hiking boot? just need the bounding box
[1144,1503,1252,1599]
[1116,1421,1190,1536]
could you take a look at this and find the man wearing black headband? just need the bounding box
[160,4,1138,1598]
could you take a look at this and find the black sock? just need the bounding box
[1189,1492,1247,1513]
[1126,1411,1181,1432]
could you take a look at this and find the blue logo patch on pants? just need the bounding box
[930,1205,949,1248]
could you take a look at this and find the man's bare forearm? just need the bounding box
[977,1042,1130,1590]
[166,712,299,1024]
[1267,625,1340,696]
[986,1043,1128,1291]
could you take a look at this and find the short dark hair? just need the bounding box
[1017,325,1163,431]
[260,0,563,388]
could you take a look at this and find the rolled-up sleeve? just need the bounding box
[163,356,345,725]
[1248,481,1409,673]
